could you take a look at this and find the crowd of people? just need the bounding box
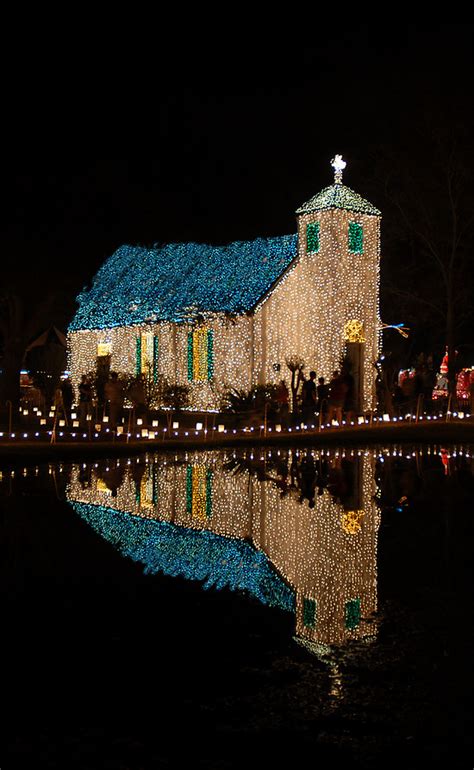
[276,368,355,426]
[31,353,474,434]
[49,372,149,430]
[49,367,357,432]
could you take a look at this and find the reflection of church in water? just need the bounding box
[67,449,380,648]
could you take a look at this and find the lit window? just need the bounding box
[139,466,157,509]
[136,333,159,381]
[187,327,214,382]
[348,222,363,254]
[97,343,111,357]
[306,222,320,253]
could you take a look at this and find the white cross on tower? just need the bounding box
[331,154,346,184]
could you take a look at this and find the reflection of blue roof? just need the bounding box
[70,501,295,612]
[69,235,298,331]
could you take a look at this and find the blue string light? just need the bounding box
[69,235,298,332]
[69,501,295,612]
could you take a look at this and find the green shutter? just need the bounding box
[345,598,361,629]
[187,332,194,381]
[206,469,213,518]
[135,336,142,376]
[153,336,159,383]
[207,329,214,381]
[152,466,158,505]
[348,222,363,254]
[306,222,320,253]
[186,465,193,514]
[303,598,317,628]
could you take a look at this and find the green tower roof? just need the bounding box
[296,183,381,217]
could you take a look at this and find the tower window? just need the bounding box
[345,597,361,629]
[348,222,363,254]
[306,222,320,253]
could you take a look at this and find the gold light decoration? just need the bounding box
[341,509,366,535]
[343,319,366,343]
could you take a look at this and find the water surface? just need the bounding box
[1,445,472,768]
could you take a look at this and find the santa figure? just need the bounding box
[440,347,458,375]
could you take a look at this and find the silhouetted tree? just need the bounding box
[373,116,474,397]
[0,290,59,412]
[285,356,305,414]
[25,334,66,405]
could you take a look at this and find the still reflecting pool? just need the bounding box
[67,449,380,652]
[1,444,472,766]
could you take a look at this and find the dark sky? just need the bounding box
[2,24,473,332]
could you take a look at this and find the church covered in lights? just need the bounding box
[68,157,381,412]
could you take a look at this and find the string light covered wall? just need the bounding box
[68,157,381,411]
[291,155,381,410]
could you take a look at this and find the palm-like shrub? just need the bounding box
[220,384,279,415]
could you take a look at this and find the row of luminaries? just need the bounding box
[8,401,469,442]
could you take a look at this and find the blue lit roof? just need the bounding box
[69,501,295,612]
[296,184,380,216]
[69,235,298,331]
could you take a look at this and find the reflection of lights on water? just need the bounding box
[329,663,344,700]
[66,450,380,649]
[341,509,365,534]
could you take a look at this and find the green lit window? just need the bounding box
[345,597,361,629]
[187,327,214,382]
[348,222,363,254]
[306,222,320,253]
[303,597,317,628]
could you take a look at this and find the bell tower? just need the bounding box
[295,157,381,411]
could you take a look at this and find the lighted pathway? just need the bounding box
[0,416,473,463]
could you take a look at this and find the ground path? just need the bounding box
[0,419,472,463]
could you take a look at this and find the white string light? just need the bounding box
[68,160,380,413]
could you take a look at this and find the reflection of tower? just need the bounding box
[300,455,379,646]
[252,454,379,646]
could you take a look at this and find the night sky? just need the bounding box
[3,25,473,342]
